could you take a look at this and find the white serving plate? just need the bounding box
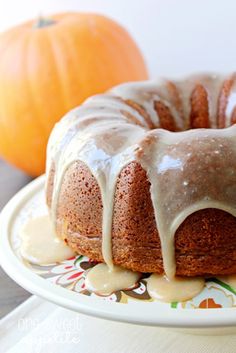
[0,175,236,331]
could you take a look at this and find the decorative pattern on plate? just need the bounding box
[27,254,236,308]
[29,255,153,304]
[11,187,236,309]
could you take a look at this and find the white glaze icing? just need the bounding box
[226,92,236,126]
[85,263,140,295]
[46,73,236,279]
[225,75,236,126]
[146,274,205,302]
[20,215,75,264]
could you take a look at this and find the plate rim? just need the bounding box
[0,175,236,328]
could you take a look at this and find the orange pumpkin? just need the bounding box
[0,13,148,176]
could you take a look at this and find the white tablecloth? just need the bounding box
[1,296,236,353]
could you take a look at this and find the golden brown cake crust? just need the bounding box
[46,74,236,277]
[47,160,236,276]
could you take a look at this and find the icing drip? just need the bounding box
[136,126,236,278]
[85,263,140,295]
[20,215,75,264]
[47,73,236,279]
[226,76,236,126]
[50,118,147,268]
[226,92,236,126]
[146,274,204,302]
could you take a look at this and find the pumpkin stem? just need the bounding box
[33,16,56,29]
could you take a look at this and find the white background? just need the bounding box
[0,0,235,78]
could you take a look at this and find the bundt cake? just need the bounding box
[46,73,236,279]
